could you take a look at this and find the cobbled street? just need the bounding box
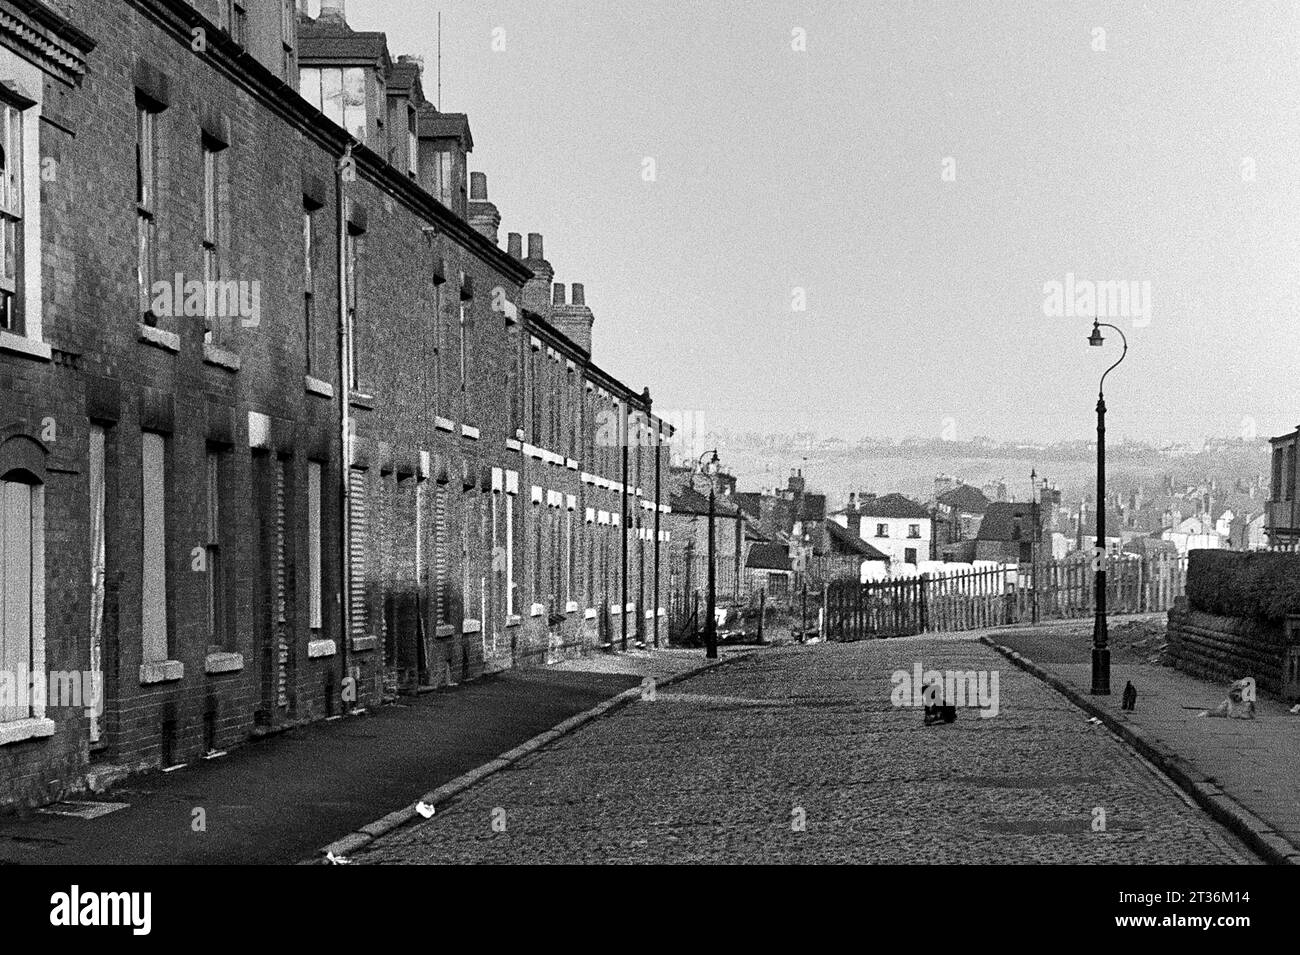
[357,637,1258,864]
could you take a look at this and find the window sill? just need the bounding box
[505,438,522,452]
[350,635,378,652]
[349,390,375,411]
[584,608,598,620]
[435,416,455,433]
[460,424,480,441]
[505,614,522,628]
[138,323,180,353]
[462,618,481,634]
[204,651,244,674]
[140,660,184,684]
[305,375,334,398]
[529,603,545,618]
[435,624,455,638]
[0,330,52,362]
[565,601,579,614]
[203,342,241,371]
[307,638,336,658]
[0,717,55,747]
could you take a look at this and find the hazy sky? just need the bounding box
[349,0,1300,446]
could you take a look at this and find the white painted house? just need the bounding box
[832,492,932,568]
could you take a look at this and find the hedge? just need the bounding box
[1184,550,1300,623]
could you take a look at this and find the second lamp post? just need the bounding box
[1087,318,1127,695]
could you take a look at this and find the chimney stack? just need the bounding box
[520,232,554,315]
[467,172,501,244]
[549,277,594,355]
[318,0,347,24]
[507,232,522,259]
[552,283,566,306]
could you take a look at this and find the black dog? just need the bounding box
[1121,680,1137,712]
[923,681,957,725]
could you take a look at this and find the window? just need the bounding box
[1272,448,1284,502]
[281,0,296,78]
[205,450,225,647]
[219,1,247,46]
[141,433,169,665]
[406,104,418,178]
[137,103,159,324]
[434,486,449,625]
[908,524,921,539]
[876,523,888,538]
[432,151,453,207]
[201,139,225,343]
[533,501,543,603]
[458,273,467,392]
[303,208,315,373]
[504,490,515,616]
[88,426,107,745]
[0,474,42,726]
[904,548,918,565]
[348,468,367,640]
[307,461,323,629]
[0,102,23,334]
[1288,446,1297,503]
[345,225,360,388]
[299,67,367,143]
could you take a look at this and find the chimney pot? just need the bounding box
[469,171,488,201]
[507,232,522,259]
[571,283,585,306]
[552,283,566,306]
[318,0,347,24]
[527,233,544,260]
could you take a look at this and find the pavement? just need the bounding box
[985,618,1300,864]
[355,634,1259,864]
[0,653,731,865]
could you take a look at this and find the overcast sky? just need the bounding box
[349,0,1300,446]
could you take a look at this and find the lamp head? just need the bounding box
[706,450,720,476]
[1088,321,1105,347]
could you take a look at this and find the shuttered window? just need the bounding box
[348,468,367,639]
[434,485,449,624]
[275,459,290,707]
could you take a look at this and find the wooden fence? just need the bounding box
[827,554,1187,642]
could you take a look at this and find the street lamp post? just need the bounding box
[1087,319,1127,695]
[697,449,720,659]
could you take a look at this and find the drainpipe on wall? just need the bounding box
[621,402,630,651]
[647,389,659,648]
[336,142,353,697]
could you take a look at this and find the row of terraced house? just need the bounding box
[0,0,676,808]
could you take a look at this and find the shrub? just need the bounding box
[1185,550,1300,622]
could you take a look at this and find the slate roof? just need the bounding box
[857,493,930,520]
[936,484,990,514]
[298,17,392,66]
[417,105,473,149]
[825,520,889,561]
[976,502,1040,541]
[668,484,742,517]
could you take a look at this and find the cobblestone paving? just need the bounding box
[357,637,1258,864]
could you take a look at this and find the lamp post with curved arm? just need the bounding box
[1088,319,1127,695]
[696,449,721,659]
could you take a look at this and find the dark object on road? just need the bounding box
[1121,681,1137,712]
[922,680,957,725]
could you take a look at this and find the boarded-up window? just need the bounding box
[1,478,35,722]
[307,461,323,630]
[141,432,168,663]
